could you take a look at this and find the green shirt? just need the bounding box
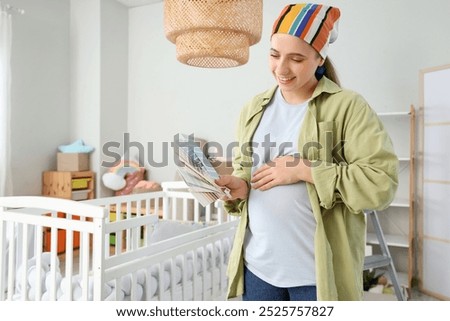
[225,77,398,300]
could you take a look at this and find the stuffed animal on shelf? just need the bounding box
[58,139,94,153]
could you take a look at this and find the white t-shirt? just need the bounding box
[244,88,316,287]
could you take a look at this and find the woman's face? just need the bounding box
[269,33,323,104]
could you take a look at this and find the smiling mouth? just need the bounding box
[278,76,295,83]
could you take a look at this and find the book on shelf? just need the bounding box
[173,134,230,207]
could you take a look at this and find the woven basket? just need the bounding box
[164,0,263,68]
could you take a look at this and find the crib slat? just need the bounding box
[171,199,177,221]
[19,223,30,300]
[6,224,16,300]
[48,253,58,301]
[162,194,169,220]
[192,248,200,301]
[80,230,90,300]
[50,215,62,299]
[158,263,164,300]
[201,246,208,300]
[92,216,105,300]
[34,225,44,301]
[218,239,225,295]
[125,202,132,252]
[180,254,187,300]
[114,202,123,255]
[194,200,200,222]
[65,215,75,299]
[32,226,42,301]
[0,218,6,300]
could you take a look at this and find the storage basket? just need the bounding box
[71,178,91,190]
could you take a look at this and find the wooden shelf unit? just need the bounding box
[42,171,95,200]
[41,171,95,253]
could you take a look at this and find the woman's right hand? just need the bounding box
[215,175,249,201]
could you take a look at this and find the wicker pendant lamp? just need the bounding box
[164,0,263,68]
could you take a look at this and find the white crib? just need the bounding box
[0,181,238,301]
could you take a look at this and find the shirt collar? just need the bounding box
[264,77,342,106]
[245,77,342,125]
[311,76,342,99]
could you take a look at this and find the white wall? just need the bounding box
[99,0,129,197]
[9,0,127,196]
[329,0,450,112]
[70,0,101,185]
[9,0,70,195]
[127,0,450,183]
[70,0,128,197]
[8,0,450,194]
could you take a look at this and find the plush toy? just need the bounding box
[101,160,141,192]
[102,159,161,195]
[115,168,147,196]
[133,180,162,194]
[58,139,94,153]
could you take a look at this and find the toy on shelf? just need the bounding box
[56,139,94,172]
[58,139,94,154]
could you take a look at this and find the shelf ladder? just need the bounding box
[364,210,406,301]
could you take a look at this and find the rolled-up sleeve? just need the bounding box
[311,103,398,213]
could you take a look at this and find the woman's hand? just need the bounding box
[251,155,313,191]
[215,175,249,201]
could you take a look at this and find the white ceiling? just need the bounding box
[116,0,163,8]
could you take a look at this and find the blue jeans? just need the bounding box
[242,266,317,301]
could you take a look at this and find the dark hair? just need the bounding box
[323,57,340,86]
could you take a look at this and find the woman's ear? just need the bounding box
[319,57,325,67]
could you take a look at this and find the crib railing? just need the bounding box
[161,181,236,224]
[100,219,238,300]
[0,196,107,301]
[1,184,238,301]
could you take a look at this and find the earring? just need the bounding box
[315,65,326,80]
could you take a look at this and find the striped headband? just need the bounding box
[272,3,341,59]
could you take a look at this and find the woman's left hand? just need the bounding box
[251,155,313,191]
